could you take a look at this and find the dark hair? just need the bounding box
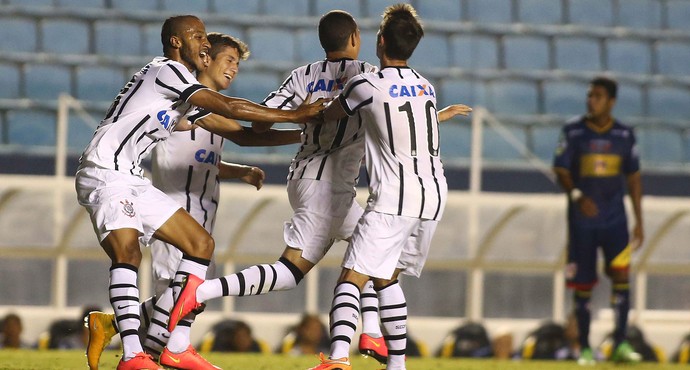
[161,15,200,53]
[318,10,358,52]
[379,3,424,60]
[207,32,250,61]
[590,76,618,99]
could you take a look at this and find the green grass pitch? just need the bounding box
[0,350,686,370]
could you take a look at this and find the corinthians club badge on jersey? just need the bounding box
[120,199,136,218]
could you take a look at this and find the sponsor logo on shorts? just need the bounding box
[121,199,136,218]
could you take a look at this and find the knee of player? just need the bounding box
[114,245,143,266]
[190,233,215,258]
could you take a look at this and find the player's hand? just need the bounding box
[294,93,330,123]
[577,196,599,218]
[241,166,265,190]
[438,104,472,122]
[173,118,198,132]
[630,223,644,251]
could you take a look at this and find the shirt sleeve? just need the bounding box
[338,74,374,116]
[262,70,305,110]
[154,61,208,102]
[623,128,641,174]
[552,127,573,170]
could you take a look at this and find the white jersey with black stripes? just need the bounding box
[262,59,377,187]
[79,57,209,177]
[151,128,222,234]
[338,66,448,221]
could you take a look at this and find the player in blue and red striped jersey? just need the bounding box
[553,76,644,365]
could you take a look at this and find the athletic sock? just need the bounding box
[109,264,143,361]
[196,257,303,302]
[329,282,361,360]
[166,314,194,353]
[139,296,155,330]
[360,280,383,337]
[143,287,173,358]
[377,280,407,369]
[171,255,210,302]
[612,282,630,346]
[574,289,592,349]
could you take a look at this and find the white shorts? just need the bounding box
[342,210,438,280]
[75,166,181,245]
[283,179,363,264]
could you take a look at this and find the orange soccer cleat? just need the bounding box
[160,345,221,370]
[307,353,352,370]
[85,311,117,370]
[168,274,204,332]
[116,352,162,370]
[358,333,388,364]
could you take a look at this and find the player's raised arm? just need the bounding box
[188,88,325,124]
[438,104,472,122]
[191,114,301,146]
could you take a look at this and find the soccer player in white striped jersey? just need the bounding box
[75,15,324,370]
[167,10,469,367]
[308,4,471,370]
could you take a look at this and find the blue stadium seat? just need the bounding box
[143,24,164,57]
[7,110,57,147]
[227,71,281,106]
[518,0,562,24]
[295,29,323,64]
[262,0,309,16]
[635,126,684,163]
[247,28,295,63]
[41,20,90,54]
[364,0,404,18]
[606,39,651,74]
[314,0,362,18]
[209,0,260,15]
[450,35,499,69]
[110,0,159,11]
[503,36,550,70]
[440,123,472,159]
[0,64,21,99]
[68,112,103,151]
[95,21,143,56]
[648,86,690,120]
[7,0,53,6]
[555,37,601,71]
[204,24,244,42]
[24,64,72,100]
[482,125,528,162]
[656,42,690,77]
[567,0,613,26]
[161,0,209,13]
[486,80,539,115]
[529,125,561,162]
[0,17,37,53]
[615,82,644,118]
[666,0,690,31]
[615,0,661,29]
[415,0,462,22]
[56,0,104,9]
[409,32,449,68]
[543,80,588,116]
[466,0,512,23]
[438,78,486,112]
[76,66,127,102]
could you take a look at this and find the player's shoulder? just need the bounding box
[563,115,586,130]
[611,119,636,139]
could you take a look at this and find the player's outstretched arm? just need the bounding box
[194,114,300,146]
[438,104,472,122]
[219,163,265,190]
[189,89,325,124]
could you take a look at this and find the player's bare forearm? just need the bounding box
[189,89,325,124]
[218,163,265,190]
[220,125,301,147]
[553,167,575,193]
[438,104,472,122]
[627,171,644,239]
[251,121,275,133]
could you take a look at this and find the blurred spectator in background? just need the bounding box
[279,313,330,356]
[672,332,690,363]
[199,319,269,353]
[39,305,101,349]
[0,313,29,349]
[518,320,577,361]
[598,325,664,363]
[437,322,494,358]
